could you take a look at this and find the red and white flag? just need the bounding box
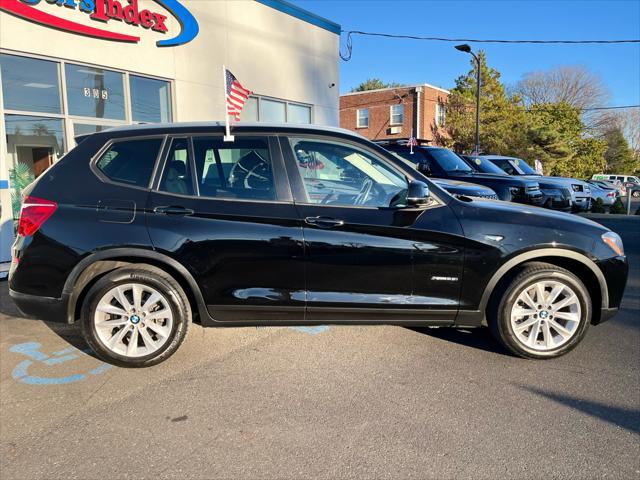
[407,132,418,154]
[225,69,252,121]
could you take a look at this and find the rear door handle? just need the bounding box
[153,206,194,216]
[304,216,345,228]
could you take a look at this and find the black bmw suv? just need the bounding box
[9,123,628,367]
[382,144,544,205]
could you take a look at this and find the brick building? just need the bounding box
[339,84,449,144]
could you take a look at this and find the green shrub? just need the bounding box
[590,198,606,213]
[609,198,626,215]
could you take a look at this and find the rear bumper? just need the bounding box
[9,289,68,323]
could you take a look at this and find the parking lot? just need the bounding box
[1,216,638,480]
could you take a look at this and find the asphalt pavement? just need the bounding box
[1,216,638,479]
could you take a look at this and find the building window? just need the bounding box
[0,54,62,114]
[288,103,312,124]
[356,108,369,128]
[260,98,287,122]
[240,96,312,124]
[241,97,259,121]
[65,64,125,120]
[436,103,446,127]
[129,75,172,123]
[390,104,404,125]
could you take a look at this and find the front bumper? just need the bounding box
[9,289,68,323]
[572,195,591,211]
[540,190,571,211]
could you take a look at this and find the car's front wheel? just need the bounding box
[490,262,591,359]
[81,265,191,367]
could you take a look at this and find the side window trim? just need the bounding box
[91,134,168,191]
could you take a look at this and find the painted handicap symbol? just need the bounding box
[9,342,112,385]
[290,325,330,335]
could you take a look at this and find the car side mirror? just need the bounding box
[407,180,430,206]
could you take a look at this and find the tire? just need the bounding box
[489,262,591,359]
[81,265,191,367]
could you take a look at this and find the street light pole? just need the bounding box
[455,44,481,155]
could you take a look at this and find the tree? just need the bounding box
[515,66,611,132]
[602,125,637,173]
[444,50,528,155]
[522,103,606,177]
[351,78,404,92]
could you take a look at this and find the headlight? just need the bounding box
[602,232,624,256]
[572,185,581,192]
[509,186,522,196]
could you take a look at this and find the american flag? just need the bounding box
[407,134,418,154]
[225,69,252,121]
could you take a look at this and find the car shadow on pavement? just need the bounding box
[517,384,640,435]
[0,282,98,359]
[407,326,511,356]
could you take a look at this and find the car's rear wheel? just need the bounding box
[81,265,190,367]
[490,262,591,359]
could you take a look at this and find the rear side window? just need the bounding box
[96,138,163,187]
[192,136,275,200]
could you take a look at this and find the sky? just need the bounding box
[289,0,640,108]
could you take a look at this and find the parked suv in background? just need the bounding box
[460,155,572,211]
[487,156,592,212]
[10,123,627,366]
[381,144,544,206]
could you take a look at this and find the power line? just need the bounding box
[581,105,639,111]
[340,30,640,61]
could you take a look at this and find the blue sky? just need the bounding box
[290,0,640,107]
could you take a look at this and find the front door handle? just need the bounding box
[154,206,194,216]
[304,216,345,228]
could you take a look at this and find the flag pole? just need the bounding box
[410,129,414,155]
[222,65,234,142]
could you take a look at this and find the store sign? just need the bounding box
[0,0,199,46]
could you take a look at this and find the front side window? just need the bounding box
[357,108,369,128]
[390,104,404,125]
[159,138,194,196]
[0,54,62,114]
[65,64,125,120]
[192,136,275,200]
[290,138,407,208]
[96,138,162,187]
[129,75,172,123]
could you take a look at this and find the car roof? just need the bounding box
[101,121,363,139]
[477,155,522,160]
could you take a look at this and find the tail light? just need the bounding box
[18,196,58,236]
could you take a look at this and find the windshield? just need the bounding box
[489,158,537,176]
[463,156,507,175]
[429,148,473,173]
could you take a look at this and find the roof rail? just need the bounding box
[373,138,431,146]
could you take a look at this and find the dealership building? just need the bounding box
[0,0,340,266]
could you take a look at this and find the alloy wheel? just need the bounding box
[93,283,174,358]
[510,280,582,351]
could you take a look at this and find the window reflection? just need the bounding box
[129,75,172,123]
[0,54,61,114]
[65,64,125,120]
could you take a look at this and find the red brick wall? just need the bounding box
[339,85,449,145]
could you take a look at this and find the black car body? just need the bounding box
[9,123,628,366]
[382,144,544,205]
[461,155,572,211]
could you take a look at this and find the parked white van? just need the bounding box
[592,174,640,197]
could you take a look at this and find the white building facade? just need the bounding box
[0,0,340,263]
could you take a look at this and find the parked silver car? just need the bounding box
[487,156,591,211]
[588,182,617,208]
